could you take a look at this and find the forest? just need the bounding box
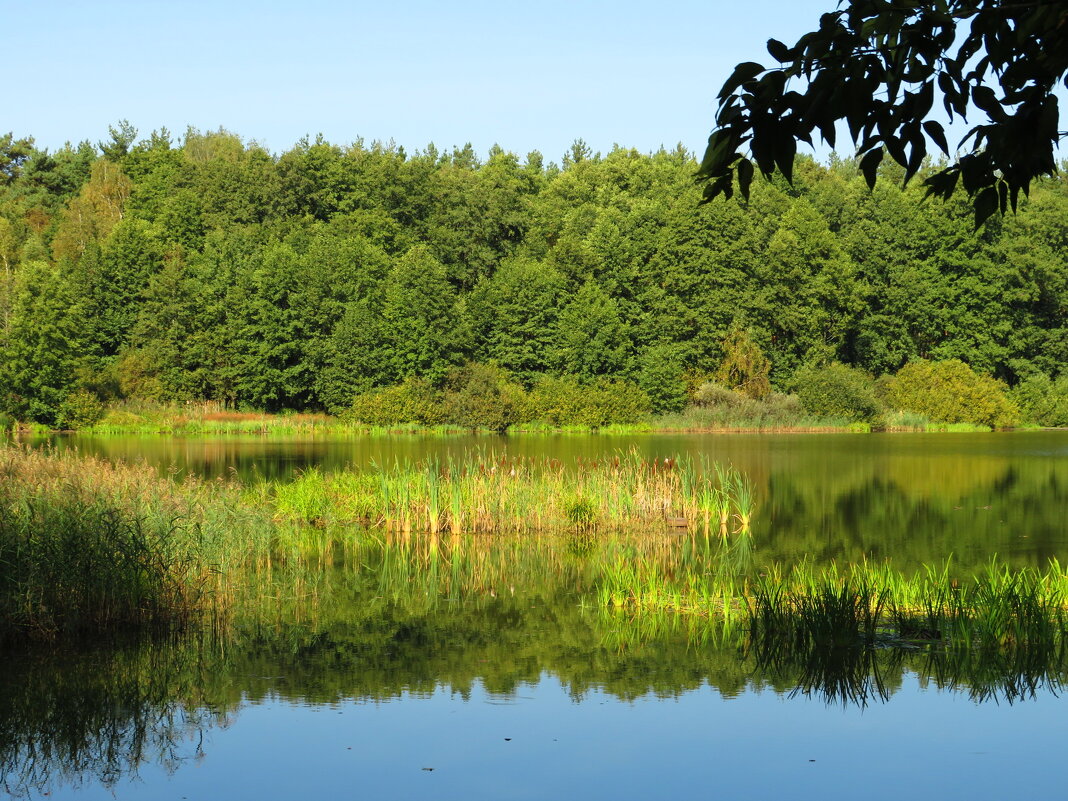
[0,124,1066,430]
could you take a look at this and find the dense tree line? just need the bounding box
[0,125,1066,426]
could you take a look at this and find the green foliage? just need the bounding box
[638,345,689,415]
[884,359,1018,428]
[1,124,1067,427]
[56,390,105,430]
[552,281,631,380]
[529,376,650,428]
[0,261,84,426]
[382,246,468,385]
[715,325,771,400]
[346,378,444,426]
[441,363,526,432]
[468,257,563,385]
[1011,374,1068,428]
[699,1,1068,224]
[793,363,880,423]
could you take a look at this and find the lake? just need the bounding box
[5,431,1068,800]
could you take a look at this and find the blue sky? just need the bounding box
[11,0,837,160]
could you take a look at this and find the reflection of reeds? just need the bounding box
[746,558,1068,653]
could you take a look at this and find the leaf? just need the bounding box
[736,158,755,202]
[718,62,767,100]
[974,186,998,228]
[972,86,1006,121]
[767,38,791,62]
[774,130,797,183]
[923,168,960,201]
[884,134,907,166]
[922,120,949,155]
[915,80,935,119]
[904,129,926,185]
[859,147,884,190]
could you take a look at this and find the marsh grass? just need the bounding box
[6,444,1067,662]
[609,555,1068,653]
[263,449,756,537]
[0,447,280,642]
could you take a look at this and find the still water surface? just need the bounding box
[6,431,1068,800]
[42,429,1068,568]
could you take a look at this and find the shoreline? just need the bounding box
[11,418,1053,437]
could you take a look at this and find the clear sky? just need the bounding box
[10,0,839,160]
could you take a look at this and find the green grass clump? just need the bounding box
[0,447,279,643]
[263,449,756,536]
[606,555,1068,653]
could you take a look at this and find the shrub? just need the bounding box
[529,375,650,428]
[715,325,771,399]
[1011,374,1068,427]
[693,381,747,409]
[441,363,528,432]
[793,363,880,422]
[56,390,106,430]
[690,381,803,426]
[346,378,445,426]
[884,359,1018,428]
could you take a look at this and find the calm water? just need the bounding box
[39,429,1068,568]
[6,431,1068,800]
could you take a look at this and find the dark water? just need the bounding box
[6,431,1068,800]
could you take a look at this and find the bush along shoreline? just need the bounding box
[11,355,1064,436]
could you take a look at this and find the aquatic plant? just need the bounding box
[264,448,757,537]
[0,446,285,642]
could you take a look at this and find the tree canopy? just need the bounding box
[0,125,1066,425]
[697,0,1068,225]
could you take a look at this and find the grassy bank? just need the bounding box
[10,399,1029,436]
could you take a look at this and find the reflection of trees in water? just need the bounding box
[749,637,1068,709]
[4,591,1068,794]
[0,636,233,797]
[762,462,1068,570]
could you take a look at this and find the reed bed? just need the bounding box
[0,447,276,642]
[746,559,1068,649]
[263,449,755,537]
[603,554,1068,652]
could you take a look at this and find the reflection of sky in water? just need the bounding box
[39,674,1068,801]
